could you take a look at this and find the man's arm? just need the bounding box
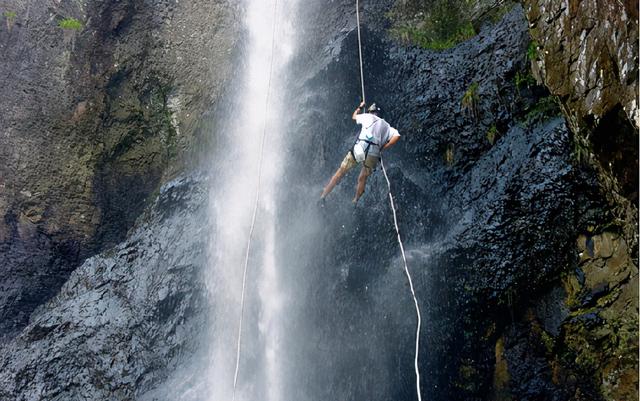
[383,133,400,150]
[352,101,366,121]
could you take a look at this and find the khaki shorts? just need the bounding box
[340,151,380,172]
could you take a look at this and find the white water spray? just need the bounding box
[205,0,297,400]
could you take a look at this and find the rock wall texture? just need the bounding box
[0,0,239,341]
[0,174,211,400]
[0,0,636,400]
[514,1,639,400]
[524,0,638,132]
[281,1,637,400]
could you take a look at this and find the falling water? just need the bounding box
[205,0,297,400]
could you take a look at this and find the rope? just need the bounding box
[232,0,279,399]
[381,160,423,401]
[355,1,423,399]
[355,0,366,104]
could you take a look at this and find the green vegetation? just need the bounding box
[514,71,536,95]
[523,95,561,125]
[444,143,455,165]
[388,0,516,50]
[486,124,498,145]
[573,133,591,164]
[527,41,539,61]
[388,0,477,50]
[461,82,480,120]
[391,20,476,51]
[58,17,83,30]
[4,10,16,31]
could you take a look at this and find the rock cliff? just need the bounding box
[0,0,239,340]
[0,0,636,400]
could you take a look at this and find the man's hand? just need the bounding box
[383,134,401,150]
[352,101,366,120]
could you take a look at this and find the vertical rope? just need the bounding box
[381,159,423,401]
[355,1,423,398]
[355,0,366,104]
[232,0,279,399]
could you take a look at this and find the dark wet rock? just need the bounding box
[280,1,637,400]
[0,0,636,400]
[0,174,211,401]
[0,0,240,340]
[279,4,598,400]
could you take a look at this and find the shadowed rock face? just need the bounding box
[523,0,639,211]
[0,0,239,341]
[0,174,212,401]
[280,1,636,400]
[278,4,597,399]
[0,0,636,400]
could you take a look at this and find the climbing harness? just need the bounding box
[355,1,423,400]
[352,116,388,162]
[232,0,279,400]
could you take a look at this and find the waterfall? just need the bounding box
[205,0,297,400]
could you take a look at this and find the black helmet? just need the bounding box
[367,103,381,114]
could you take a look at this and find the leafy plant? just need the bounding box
[486,124,498,145]
[461,82,480,120]
[527,41,539,61]
[58,17,83,30]
[573,133,591,164]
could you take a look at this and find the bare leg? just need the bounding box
[321,167,348,199]
[352,166,371,203]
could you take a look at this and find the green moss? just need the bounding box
[514,71,536,95]
[527,41,539,61]
[523,95,561,125]
[3,11,16,20]
[58,17,83,30]
[387,0,477,50]
[573,132,591,165]
[461,82,480,120]
[444,143,455,165]
[486,124,498,145]
[540,330,555,354]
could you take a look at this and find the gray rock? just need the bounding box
[0,173,211,400]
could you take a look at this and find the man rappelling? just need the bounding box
[320,101,400,204]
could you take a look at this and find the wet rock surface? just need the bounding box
[0,0,239,340]
[0,174,211,401]
[281,2,636,400]
[0,0,636,400]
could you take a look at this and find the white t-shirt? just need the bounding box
[355,114,400,156]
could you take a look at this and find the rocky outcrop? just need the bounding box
[0,174,211,400]
[0,0,239,340]
[0,0,635,400]
[497,231,637,401]
[523,0,638,225]
[508,1,640,399]
[523,0,638,132]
